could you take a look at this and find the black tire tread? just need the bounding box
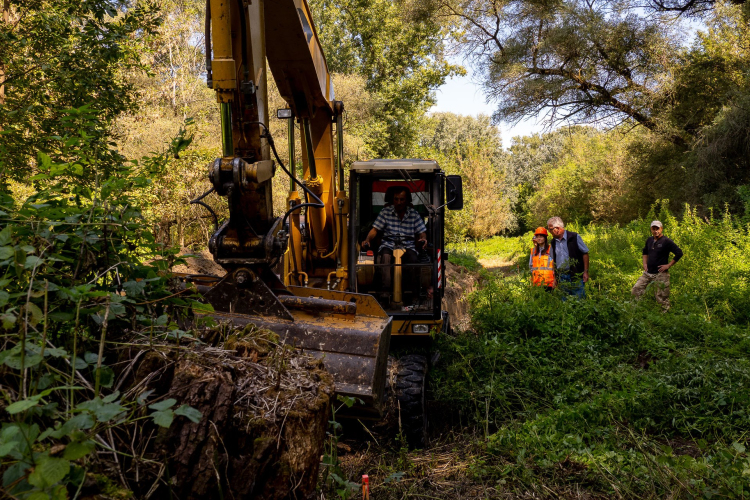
[388,354,428,447]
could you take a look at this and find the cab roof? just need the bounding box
[350,159,439,171]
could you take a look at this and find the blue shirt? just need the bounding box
[552,230,589,272]
[372,206,427,252]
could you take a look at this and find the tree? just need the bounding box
[418,113,513,238]
[116,0,220,161]
[675,2,750,208]
[0,0,161,184]
[647,0,746,16]
[310,0,461,156]
[421,112,503,156]
[443,0,692,144]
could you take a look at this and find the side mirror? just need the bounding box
[446,175,464,210]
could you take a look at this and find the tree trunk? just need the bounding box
[0,0,10,107]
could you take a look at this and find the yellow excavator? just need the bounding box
[190,0,463,440]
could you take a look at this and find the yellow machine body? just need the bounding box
[197,0,393,415]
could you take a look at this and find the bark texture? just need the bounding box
[120,326,334,500]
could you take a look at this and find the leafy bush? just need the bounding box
[0,110,204,499]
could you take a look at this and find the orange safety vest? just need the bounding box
[530,246,555,287]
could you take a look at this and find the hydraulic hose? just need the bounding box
[247,121,325,229]
[189,187,219,231]
[302,118,317,178]
[236,0,250,83]
[204,0,212,87]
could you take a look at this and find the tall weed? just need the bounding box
[434,206,750,497]
[0,109,204,499]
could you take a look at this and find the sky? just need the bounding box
[430,65,546,148]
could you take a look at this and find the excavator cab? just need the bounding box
[348,160,463,337]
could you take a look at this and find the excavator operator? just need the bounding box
[362,187,427,305]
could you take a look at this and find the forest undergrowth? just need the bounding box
[333,206,750,499]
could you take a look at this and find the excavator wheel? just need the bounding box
[387,354,428,448]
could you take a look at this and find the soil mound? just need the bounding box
[442,262,480,331]
[172,248,226,276]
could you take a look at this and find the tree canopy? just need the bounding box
[0,0,161,183]
[310,0,462,156]
[443,0,689,143]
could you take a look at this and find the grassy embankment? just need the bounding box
[337,206,750,499]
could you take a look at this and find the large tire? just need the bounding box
[388,354,428,447]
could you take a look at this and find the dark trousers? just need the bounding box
[378,248,419,303]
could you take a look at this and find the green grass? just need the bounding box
[471,234,529,262]
[432,207,750,498]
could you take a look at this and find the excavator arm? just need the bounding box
[205,0,347,287]
[195,0,389,415]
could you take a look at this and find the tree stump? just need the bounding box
[119,325,334,500]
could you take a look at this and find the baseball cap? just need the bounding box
[534,227,548,236]
[650,220,663,228]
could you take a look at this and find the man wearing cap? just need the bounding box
[362,187,427,305]
[631,221,683,310]
[546,216,590,298]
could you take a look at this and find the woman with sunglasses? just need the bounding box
[529,227,556,290]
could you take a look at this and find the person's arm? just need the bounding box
[364,211,388,248]
[642,254,648,272]
[414,212,428,249]
[577,235,590,282]
[362,227,379,248]
[658,240,683,273]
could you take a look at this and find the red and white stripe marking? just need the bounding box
[372,180,428,208]
[437,249,442,288]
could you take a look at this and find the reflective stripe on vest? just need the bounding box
[530,248,555,287]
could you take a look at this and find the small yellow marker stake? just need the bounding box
[362,474,370,500]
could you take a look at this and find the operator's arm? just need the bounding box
[414,211,428,249]
[642,254,648,272]
[363,227,379,248]
[363,210,388,248]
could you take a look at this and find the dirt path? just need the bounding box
[172,248,226,276]
[442,262,480,331]
[477,257,519,276]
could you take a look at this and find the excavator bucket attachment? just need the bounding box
[197,273,391,417]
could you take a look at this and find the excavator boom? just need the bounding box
[193,0,390,414]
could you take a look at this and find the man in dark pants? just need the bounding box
[362,187,427,305]
[632,220,683,311]
[547,216,590,298]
